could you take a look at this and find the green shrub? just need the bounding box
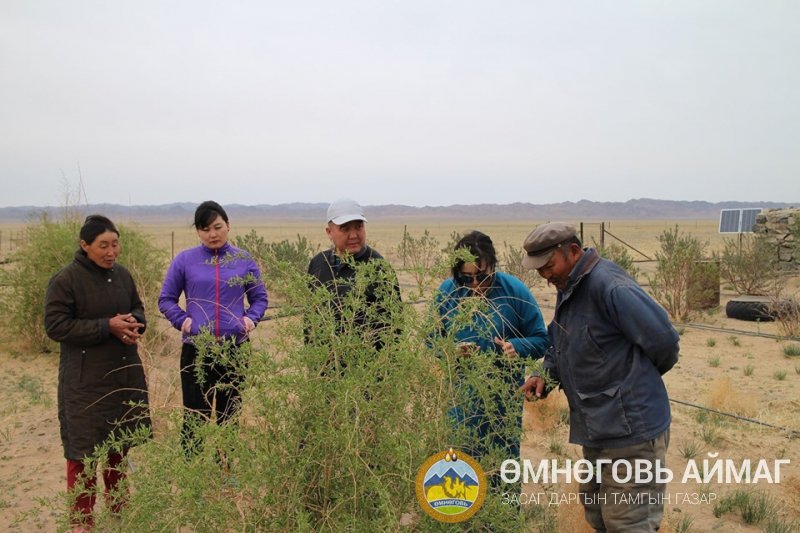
[500,241,540,289]
[648,226,709,321]
[714,489,776,525]
[233,230,317,300]
[784,344,800,357]
[700,425,718,446]
[396,228,444,299]
[716,234,781,296]
[672,514,694,533]
[592,240,640,281]
[70,256,530,531]
[441,230,462,256]
[678,439,700,459]
[0,212,81,351]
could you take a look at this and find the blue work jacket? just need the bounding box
[545,248,679,448]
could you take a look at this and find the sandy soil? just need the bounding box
[2,280,799,531]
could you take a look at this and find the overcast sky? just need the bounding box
[1,1,797,208]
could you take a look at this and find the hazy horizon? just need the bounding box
[0,197,796,210]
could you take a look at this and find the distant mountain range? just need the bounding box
[0,199,796,222]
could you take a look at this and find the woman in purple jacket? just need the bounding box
[158,201,268,452]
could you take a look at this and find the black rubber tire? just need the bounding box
[725,296,775,322]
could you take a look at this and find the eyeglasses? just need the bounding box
[455,271,492,286]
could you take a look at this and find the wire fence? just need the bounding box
[0,230,29,262]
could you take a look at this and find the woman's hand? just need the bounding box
[110,313,144,345]
[494,337,518,358]
[457,341,477,357]
[243,316,255,333]
[181,317,192,334]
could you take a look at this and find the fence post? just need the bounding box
[402,225,407,268]
[579,222,584,244]
[600,222,605,249]
[171,232,175,259]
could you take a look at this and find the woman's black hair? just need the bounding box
[194,200,229,229]
[79,214,119,244]
[451,230,497,279]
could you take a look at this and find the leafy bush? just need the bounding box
[0,212,81,351]
[233,230,318,299]
[396,228,443,299]
[500,241,541,289]
[716,235,781,295]
[648,226,709,321]
[73,256,531,531]
[591,240,640,281]
[441,230,462,256]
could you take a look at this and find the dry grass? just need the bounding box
[708,378,757,418]
[522,393,567,435]
[784,476,800,509]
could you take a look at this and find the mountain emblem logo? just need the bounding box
[415,448,487,523]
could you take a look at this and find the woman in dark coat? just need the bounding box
[44,215,152,531]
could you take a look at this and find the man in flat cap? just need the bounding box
[306,198,401,361]
[519,222,679,533]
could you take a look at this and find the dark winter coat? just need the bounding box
[44,250,152,460]
[306,246,401,351]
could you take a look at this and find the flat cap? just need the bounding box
[522,222,577,270]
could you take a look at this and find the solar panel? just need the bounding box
[740,208,761,233]
[719,208,762,233]
[719,209,741,233]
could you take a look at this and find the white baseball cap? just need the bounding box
[326,198,367,225]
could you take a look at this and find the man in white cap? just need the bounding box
[519,222,679,533]
[306,198,400,356]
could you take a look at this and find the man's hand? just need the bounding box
[519,375,546,401]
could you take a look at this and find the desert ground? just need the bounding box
[1,218,799,532]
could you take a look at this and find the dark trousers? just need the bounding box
[180,342,246,453]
